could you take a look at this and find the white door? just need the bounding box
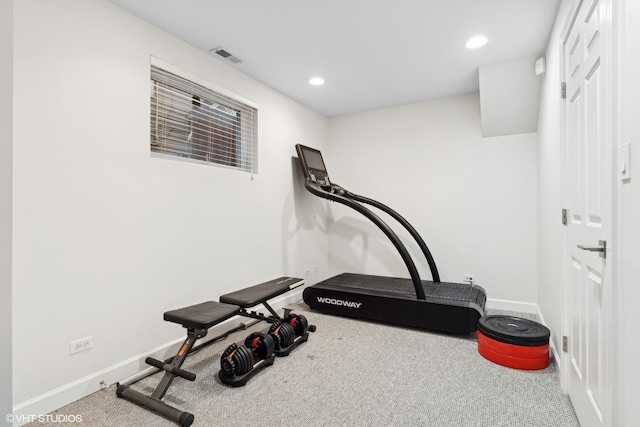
[563,0,613,426]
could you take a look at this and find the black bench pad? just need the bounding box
[220,277,304,308]
[164,301,240,329]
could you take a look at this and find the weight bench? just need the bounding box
[220,276,305,321]
[117,277,312,427]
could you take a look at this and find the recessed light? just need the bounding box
[309,77,325,86]
[465,36,488,49]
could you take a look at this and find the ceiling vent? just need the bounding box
[210,47,243,64]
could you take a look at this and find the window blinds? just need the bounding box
[150,65,257,173]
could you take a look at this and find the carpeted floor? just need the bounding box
[27,303,579,427]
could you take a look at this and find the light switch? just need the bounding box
[621,142,631,181]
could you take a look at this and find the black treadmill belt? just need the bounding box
[321,273,485,304]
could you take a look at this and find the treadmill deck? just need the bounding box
[322,273,485,303]
[303,273,486,334]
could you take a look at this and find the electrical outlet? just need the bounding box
[463,274,475,284]
[313,266,319,274]
[70,336,93,355]
[304,269,310,276]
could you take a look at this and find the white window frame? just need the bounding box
[150,57,258,173]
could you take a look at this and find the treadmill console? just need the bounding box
[295,144,331,187]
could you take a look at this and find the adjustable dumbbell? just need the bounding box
[285,313,316,335]
[244,332,275,360]
[220,343,255,377]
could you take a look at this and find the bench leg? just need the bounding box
[117,385,194,427]
[150,330,200,399]
[117,328,206,426]
[237,302,294,323]
[261,301,280,318]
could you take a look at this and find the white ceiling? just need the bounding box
[108,0,560,117]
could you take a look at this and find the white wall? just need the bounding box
[536,0,574,365]
[480,54,543,137]
[326,93,538,306]
[1,0,13,423]
[12,0,328,413]
[619,0,640,424]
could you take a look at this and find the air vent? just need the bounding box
[210,47,243,64]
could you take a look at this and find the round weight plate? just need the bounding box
[220,356,236,376]
[245,332,275,360]
[286,314,309,336]
[478,341,549,370]
[221,343,238,360]
[478,331,549,359]
[269,321,295,348]
[279,322,295,347]
[233,345,254,376]
[478,315,550,346]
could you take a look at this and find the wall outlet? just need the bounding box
[70,336,93,355]
[463,274,475,284]
[304,269,310,276]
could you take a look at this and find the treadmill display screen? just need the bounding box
[296,144,330,185]
[303,149,326,172]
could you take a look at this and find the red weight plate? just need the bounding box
[478,340,549,370]
[478,331,549,359]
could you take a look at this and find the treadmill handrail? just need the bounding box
[304,180,426,300]
[352,194,441,283]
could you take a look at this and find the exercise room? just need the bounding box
[2,0,639,426]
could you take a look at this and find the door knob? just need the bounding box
[577,240,606,259]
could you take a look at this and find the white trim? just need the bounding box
[610,1,624,425]
[560,4,571,394]
[485,297,538,314]
[150,56,259,110]
[535,304,563,380]
[548,336,563,376]
[150,151,252,173]
[11,289,304,426]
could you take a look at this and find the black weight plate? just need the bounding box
[245,332,275,360]
[221,358,236,375]
[279,322,295,347]
[270,321,295,348]
[234,345,254,375]
[287,314,309,336]
[221,343,238,363]
[478,315,550,347]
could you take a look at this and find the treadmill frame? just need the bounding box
[295,144,486,334]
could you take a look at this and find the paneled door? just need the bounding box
[563,0,613,426]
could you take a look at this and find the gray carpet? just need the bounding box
[28,303,579,427]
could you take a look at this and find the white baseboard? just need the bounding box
[533,305,564,387]
[11,288,305,426]
[486,297,539,315]
[548,337,562,372]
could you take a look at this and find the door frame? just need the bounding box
[559,0,621,425]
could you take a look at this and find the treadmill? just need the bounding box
[295,144,486,335]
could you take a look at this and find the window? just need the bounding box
[150,61,257,173]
